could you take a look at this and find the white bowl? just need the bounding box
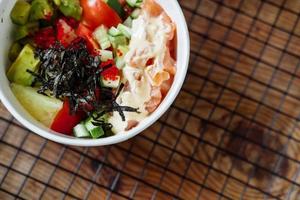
[0,0,190,146]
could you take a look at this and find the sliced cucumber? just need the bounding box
[115,57,125,69]
[123,16,133,28]
[135,0,143,8]
[100,50,113,62]
[7,44,40,86]
[117,24,131,38]
[85,118,105,139]
[73,123,90,138]
[131,8,141,19]
[93,26,111,50]
[126,0,143,7]
[108,27,122,37]
[109,35,127,48]
[115,45,129,69]
[100,75,121,88]
[11,83,63,127]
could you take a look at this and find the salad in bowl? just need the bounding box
[0,0,189,145]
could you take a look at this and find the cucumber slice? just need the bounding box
[101,40,111,50]
[100,75,121,88]
[108,27,122,37]
[115,57,125,69]
[10,0,31,25]
[126,0,137,7]
[11,83,63,127]
[100,50,113,62]
[126,0,143,8]
[117,24,131,38]
[135,0,143,8]
[109,35,127,48]
[85,118,105,139]
[93,26,111,50]
[123,16,133,28]
[73,123,90,138]
[115,45,129,69]
[131,8,141,19]
[7,44,40,86]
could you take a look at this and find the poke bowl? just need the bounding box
[0,0,190,146]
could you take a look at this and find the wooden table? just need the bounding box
[1,0,300,199]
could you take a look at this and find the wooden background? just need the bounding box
[2,0,300,199]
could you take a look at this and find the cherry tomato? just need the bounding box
[76,23,99,54]
[80,0,122,30]
[51,100,85,135]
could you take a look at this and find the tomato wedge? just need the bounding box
[76,23,99,54]
[51,100,85,135]
[56,18,78,47]
[80,0,122,30]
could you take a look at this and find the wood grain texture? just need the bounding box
[2,0,300,199]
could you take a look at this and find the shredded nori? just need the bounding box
[28,38,139,129]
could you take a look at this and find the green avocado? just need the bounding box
[11,83,63,127]
[29,0,54,21]
[14,22,39,41]
[7,44,40,86]
[10,0,32,25]
[8,42,22,62]
[59,0,82,21]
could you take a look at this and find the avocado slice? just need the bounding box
[7,44,40,86]
[29,0,54,21]
[14,22,39,41]
[11,83,63,127]
[10,0,32,25]
[59,0,82,21]
[8,42,22,62]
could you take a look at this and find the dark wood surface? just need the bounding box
[2,0,300,199]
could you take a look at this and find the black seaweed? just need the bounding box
[28,38,139,127]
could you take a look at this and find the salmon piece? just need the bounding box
[128,48,152,68]
[161,12,176,41]
[168,30,177,60]
[143,0,163,17]
[161,76,174,97]
[163,48,176,75]
[145,86,162,113]
[126,120,139,131]
[145,64,170,86]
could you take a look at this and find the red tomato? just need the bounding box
[80,0,122,30]
[34,27,56,49]
[76,23,99,54]
[56,19,78,47]
[51,100,86,135]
